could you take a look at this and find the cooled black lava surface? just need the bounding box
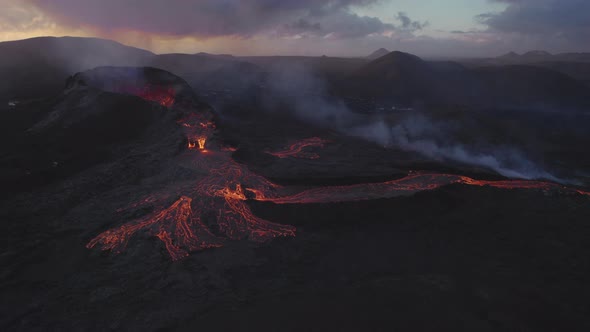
[1,67,590,332]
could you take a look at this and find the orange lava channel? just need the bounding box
[259,172,590,205]
[87,196,223,261]
[267,137,328,159]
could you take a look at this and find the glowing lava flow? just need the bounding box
[258,172,590,205]
[116,85,176,107]
[186,161,295,242]
[87,161,295,260]
[87,101,294,260]
[187,137,207,150]
[267,137,328,159]
[87,196,223,261]
[89,144,588,261]
[198,137,207,150]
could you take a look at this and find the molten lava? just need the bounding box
[267,137,328,159]
[116,85,176,107]
[88,160,296,260]
[87,196,223,261]
[197,137,207,150]
[181,114,215,152]
[258,172,590,205]
[187,137,207,151]
[89,154,589,261]
[190,161,295,242]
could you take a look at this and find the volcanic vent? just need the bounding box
[66,66,199,108]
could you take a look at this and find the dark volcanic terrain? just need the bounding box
[2,38,590,331]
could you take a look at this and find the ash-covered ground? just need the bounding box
[1,66,590,332]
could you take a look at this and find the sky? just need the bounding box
[0,0,589,57]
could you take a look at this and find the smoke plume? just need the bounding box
[250,64,563,182]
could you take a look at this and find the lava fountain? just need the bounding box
[198,137,207,150]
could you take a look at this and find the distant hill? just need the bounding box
[462,51,590,85]
[494,50,590,64]
[195,52,235,60]
[351,51,448,103]
[0,37,154,100]
[474,65,590,108]
[2,37,589,111]
[532,62,590,86]
[342,51,590,110]
[522,50,553,60]
[0,36,264,102]
[150,53,264,93]
[498,52,520,61]
[367,48,390,60]
[344,51,484,105]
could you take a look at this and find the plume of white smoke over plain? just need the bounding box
[350,117,560,181]
[259,64,562,181]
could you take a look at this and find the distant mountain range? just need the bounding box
[497,51,590,63]
[459,50,590,86]
[367,48,390,60]
[0,37,154,100]
[1,37,589,111]
[0,36,264,101]
[342,51,590,110]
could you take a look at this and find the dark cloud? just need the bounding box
[25,0,406,39]
[318,12,397,38]
[479,0,590,47]
[396,12,428,31]
[280,19,322,38]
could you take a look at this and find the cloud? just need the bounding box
[23,0,409,40]
[396,12,428,31]
[0,0,52,31]
[479,0,590,49]
[6,0,587,57]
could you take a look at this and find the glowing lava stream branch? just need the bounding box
[257,172,590,205]
[266,137,328,159]
[87,196,223,261]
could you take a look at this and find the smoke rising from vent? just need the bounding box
[351,117,560,181]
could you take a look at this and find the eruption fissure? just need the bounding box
[116,84,176,107]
